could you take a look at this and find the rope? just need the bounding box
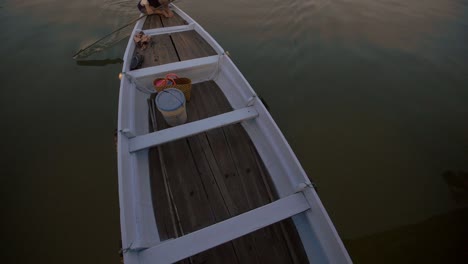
[72,15,148,59]
[160,89,185,105]
[119,242,134,254]
[72,0,180,59]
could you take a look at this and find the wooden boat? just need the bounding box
[117,4,351,264]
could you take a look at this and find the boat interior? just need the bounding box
[129,13,309,263]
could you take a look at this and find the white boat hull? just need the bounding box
[117,5,351,264]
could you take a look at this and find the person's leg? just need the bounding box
[158,0,174,17]
[137,2,147,14]
[145,4,165,16]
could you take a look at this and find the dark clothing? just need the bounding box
[137,0,161,13]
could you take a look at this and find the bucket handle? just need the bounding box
[154,73,178,87]
[163,73,178,85]
[166,73,178,80]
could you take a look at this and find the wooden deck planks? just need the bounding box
[132,14,216,70]
[170,31,217,61]
[132,31,216,69]
[148,147,177,241]
[250,143,311,264]
[143,12,186,29]
[134,7,309,264]
[148,81,308,263]
[188,84,263,263]
[160,12,188,27]
[143,15,163,30]
[136,34,179,68]
[152,97,239,264]
[199,82,298,264]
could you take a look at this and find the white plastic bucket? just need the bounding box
[155,88,187,126]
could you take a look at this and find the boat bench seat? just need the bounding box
[129,106,259,152]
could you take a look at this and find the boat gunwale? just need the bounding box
[117,4,352,264]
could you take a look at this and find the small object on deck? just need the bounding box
[153,73,193,101]
[155,88,187,126]
[133,31,152,50]
[153,73,177,87]
[118,5,352,263]
[130,54,144,70]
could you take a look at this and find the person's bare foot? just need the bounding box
[152,9,164,16]
[159,9,168,18]
[164,8,174,18]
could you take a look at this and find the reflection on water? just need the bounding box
[184,0,468,240]
[76,58,123,67]
[443,170,468,205]
[73,15,144,59]
[1,0,468,263]
[345,207,468,263]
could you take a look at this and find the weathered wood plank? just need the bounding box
[148,98,190,264]
[152,34,180,66]
[225,126,294,264]
[191,84,252,215]
[211,84,309,263]
[197,83,295,264]
[140,193,310,264]
[133,30,217,70]
[148,99,176,241]
[187,86,260,263]
[130,107,258,152]
[192,82,308,263]
[143,14,163,30]
[154,102,239,264]
[250,144,310,264]
[133,34,179,69]
[171,31,217,61]
[160,11,188,27]
[148,147,176,241]
[190,83,279,262]
[148,81,308,263]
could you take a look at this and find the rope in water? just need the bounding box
[73,0,180,59]
[72,14,148,59]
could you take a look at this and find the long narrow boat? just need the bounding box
[118,4,351,264]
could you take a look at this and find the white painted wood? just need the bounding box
[133,149,161,248]
[123,15,146,72]
[118,5,352,264]
[127,55,219,79]
[243,97,307,197]
[170,5,224,54]
[169,4,195,25]
[129,106,258,152]
[118,79,139,254]
[193,25,225,55]
[301,187,353,263]
[139,193,310,264]
[214,55,257,110]
[140,23,195,36]
[237,95,353,262]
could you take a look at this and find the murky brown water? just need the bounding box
[1,0,467,263]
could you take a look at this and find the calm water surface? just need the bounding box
[1,0,467,263]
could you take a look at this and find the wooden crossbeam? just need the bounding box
[140,24,195,36]
[138,193,310,264]
[129,106,258,152]
[127,55,219,79]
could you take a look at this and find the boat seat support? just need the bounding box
[129,106,258,152]
[138,192,310,264]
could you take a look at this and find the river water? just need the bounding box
[1,0,467,263]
